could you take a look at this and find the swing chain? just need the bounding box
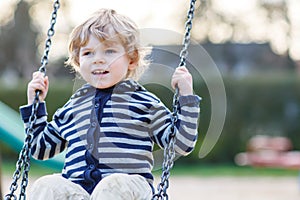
[152,92,179,200]
[40,0,60,74]
[179,0,197,68]
[5,97,39,200]
[153,0,196,199]
[5,1,60,199]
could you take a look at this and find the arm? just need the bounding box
[172,66,200,155]
[150,66,200,155]
[20,71,67,160]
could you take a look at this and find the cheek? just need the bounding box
[78,57,88,68]
[78,61,87,74]
[78,67,84,77]
[114,56,130,67]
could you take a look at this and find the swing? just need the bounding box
[4,0,197,199]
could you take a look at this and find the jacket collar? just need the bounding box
[71,79,145,99]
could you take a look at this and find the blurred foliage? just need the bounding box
[1,74,300,164]
[1,0,299,81]
[194,0,299,61]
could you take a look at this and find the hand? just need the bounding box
[27,71,49,105]
[171,66,193,96]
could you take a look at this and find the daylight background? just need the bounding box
[1,0,300,199]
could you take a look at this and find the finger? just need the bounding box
[176,66,189,72]
[174,68,190,77]
[43,76,49,91]
[171,75,179,89]
[32,74,48,88]
[28,83,46,94]
[28,81,45,92]
[30,75,48,90]
[32,71,45,79]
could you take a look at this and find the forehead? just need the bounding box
[83,34,123,47]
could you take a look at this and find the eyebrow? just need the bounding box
[102,40,121,47]
[79,37,123,53]
[80,47,93,52]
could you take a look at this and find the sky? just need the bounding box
[0,0,187,31]
[67,0,186,30]
[0,0,192,58]
[0,0,299,60]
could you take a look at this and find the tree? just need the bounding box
[192,0,299,62]
[0,1,38,79]
[0,0,73,80]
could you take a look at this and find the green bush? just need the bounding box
[1,74,300,164]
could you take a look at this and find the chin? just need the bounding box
[93,82,114,89]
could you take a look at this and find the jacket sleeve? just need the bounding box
[19,102,67,160]
[149,95,201,156]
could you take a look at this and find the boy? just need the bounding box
[20,9,200,200]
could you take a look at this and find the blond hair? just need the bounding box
[66,9,150,80]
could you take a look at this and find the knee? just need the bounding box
[98,173,129,190]
[91,174,132,199]
[31,174,59,189]
[30,174,90,200]
[91,174,152,200]
[29,175,61,200]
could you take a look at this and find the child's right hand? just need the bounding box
[27,71,49,105]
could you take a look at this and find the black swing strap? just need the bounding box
[152,0,197,199]
[5,1,60,200]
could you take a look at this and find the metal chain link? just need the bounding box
[4,1,60,199]
[152,92,179,200]
[152,0,197,199]
[179,0,197,68]
[5,98,39,200]
[40,0,60,75]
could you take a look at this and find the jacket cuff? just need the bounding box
[178,95,201,107]
[19,102,48,122]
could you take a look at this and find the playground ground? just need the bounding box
[2,175,300,200]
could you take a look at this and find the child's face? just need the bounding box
[78,34,136,89]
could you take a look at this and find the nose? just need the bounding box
[93,52,106,65]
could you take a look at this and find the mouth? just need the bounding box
[92,69,109,75]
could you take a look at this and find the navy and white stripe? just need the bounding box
[20,79,200,192]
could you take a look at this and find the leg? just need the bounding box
[29,174,90,200]
[91,174,152,200]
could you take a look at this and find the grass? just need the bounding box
[167,164,299,177]
[2,146,299,179]
[3,160,298,178]
[2,160,61,177]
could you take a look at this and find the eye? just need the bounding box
[105,49,117,54]
[82,51,92,56]
[80,48,94,56]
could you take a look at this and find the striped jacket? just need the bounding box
[20,79,200,193]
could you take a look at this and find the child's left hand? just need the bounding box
[171,66,193,96]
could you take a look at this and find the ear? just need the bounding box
[128,60,138,70]
[128,51,138,70]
